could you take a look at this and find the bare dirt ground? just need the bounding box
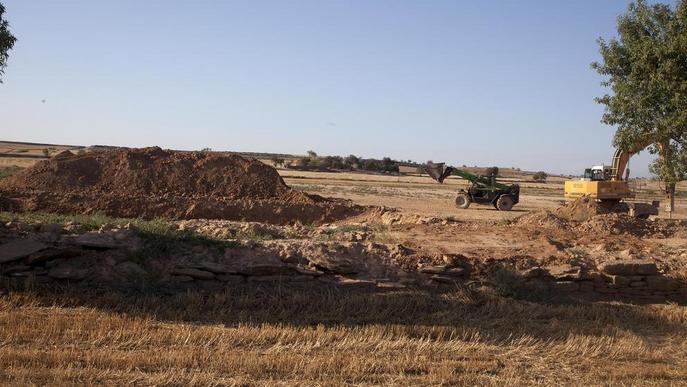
[0,148,686,385]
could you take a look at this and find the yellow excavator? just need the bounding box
[564,144,659,218]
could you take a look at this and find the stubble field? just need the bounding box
[0,152,686,385]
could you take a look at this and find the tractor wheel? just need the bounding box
[496,195,514,211]
[455,193,471,209]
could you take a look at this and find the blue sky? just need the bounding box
[0,1,672,176]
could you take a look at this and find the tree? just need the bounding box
[306,150,318,158]
[270,157,285,167]
[296,157,311,167]
[381,157,397,172]
[361,159,382,171]
[344,155,360,169]
[0,3,16,82]
[321,155,344,169]
[485,166,499,177]
[592,0,687,216]
[42,148,50,157]
[533,171,548,182]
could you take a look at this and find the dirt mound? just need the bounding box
[555,196,612,222]
[0,147,364,223]
[513,210,569,229]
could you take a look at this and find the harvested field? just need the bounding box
[1,148,686,385]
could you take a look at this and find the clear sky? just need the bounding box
[0,1,674,176]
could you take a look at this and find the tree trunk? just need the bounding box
[657,141,675,219]
[666,181,676,219]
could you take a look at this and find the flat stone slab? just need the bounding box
[188,261,238,274]
[25,247,82,265]
[599,260,658,276]
[171,268,215,280]
[48,266,89,280]
[115,262,147,277]
[0,239,49,263]
[419,265,448,274]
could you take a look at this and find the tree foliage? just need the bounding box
[0,3,17,82]
[592,0,687,191]
[533,171,548,182]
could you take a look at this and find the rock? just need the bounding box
[3,264,31,274]
[547,264,582,281]
[170,275,194,283]
[604,275,630,287]
[25,247,82,265]
[554,281,579,292]
[320,276,376,287]
[48,266,89,280]
[68,229,140,250]
[430,275,456,284]
[294,265,324,276]
[70,233,118,249]
[0,239,49,263]
[170,268,215,280]
[39,223,63,234]
[223,251,294,275]
[376,281,407,289]
[307,255,357,274]
[445,267,466,276]
[33,268,48,276]
[239,263,293,276]
[419,265,447,274]
[115,262,147,277]
[216,274,244,284]
[599,260,658,276]
[247,275,291,282]
[578,281,595,292]
[193,261,237,274]
[521,267,550,279]
[629,281,647,288]
[645,276,680,291]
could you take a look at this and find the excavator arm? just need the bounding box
[610,138,655,181]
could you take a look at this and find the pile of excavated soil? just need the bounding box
[516,196,613,228]
[555,196,613,222]
[0,147,364,224]
[514,196,685,240]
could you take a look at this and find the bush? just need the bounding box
[321,155,344,169]
[533,171,548,182]
[344,155,360,169]
[361,159,382,171]
[296,157,311,167]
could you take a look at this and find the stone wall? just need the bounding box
[522,260,687,304]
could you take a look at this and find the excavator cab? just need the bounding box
[583,166,611,181]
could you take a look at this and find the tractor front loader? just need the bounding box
[425,162,520,211]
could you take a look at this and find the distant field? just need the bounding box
[1,140,682,219]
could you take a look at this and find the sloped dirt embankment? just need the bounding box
[0,147,364,224]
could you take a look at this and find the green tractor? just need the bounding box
[425,162,520,211]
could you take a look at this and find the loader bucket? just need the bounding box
[425,162,453,183]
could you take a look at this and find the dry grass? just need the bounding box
[0,285,686,385]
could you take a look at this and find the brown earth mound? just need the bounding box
[554,196,613,222]
[0,147,364,224]
[515,196,684,240]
